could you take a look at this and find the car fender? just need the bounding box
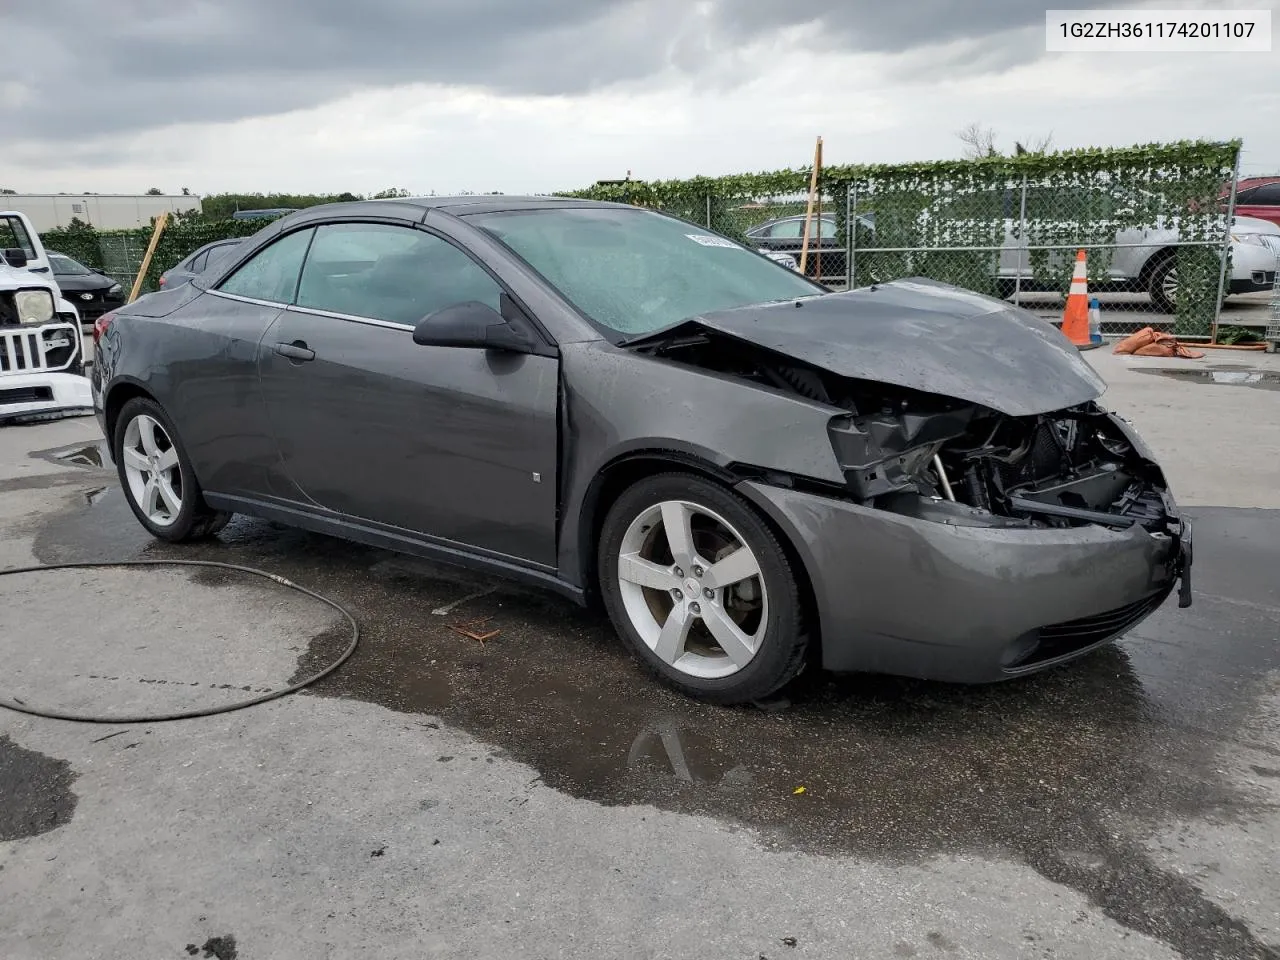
[55,295,80,322]
[555,340,848,588]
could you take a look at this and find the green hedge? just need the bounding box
[42,215,279,294]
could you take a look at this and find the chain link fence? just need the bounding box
[569,142,1261,342]
[710,192,851,287]
[644,180,1275,341]
[37,142,1272,344]
[847,176,1277,339]
[1269,263,1280,351]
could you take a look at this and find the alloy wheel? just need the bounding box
[616,499,769,680]
[120,414,184,527]
[1162,264,1179,308]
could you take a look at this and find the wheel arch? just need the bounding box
[575,450,822,656]
[102,378,158,448]
[1137,245,1177,286]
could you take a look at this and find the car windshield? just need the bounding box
[470,206,824,339]
[50,254,92,275]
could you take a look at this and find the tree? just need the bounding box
[0,188,16,195]
[181,187,191,196]
[145,187,163,195]
[957,123,1053,158]
[370,187,411,199]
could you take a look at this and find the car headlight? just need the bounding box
[108,282,122,296]
[14,289,55,325]
[1230,232,1268,247]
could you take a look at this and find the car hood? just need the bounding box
[625,277,1107,417]
[52,274,114,292]
[1234,214,1280,235]
[0,264,58,294]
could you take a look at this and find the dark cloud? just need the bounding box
[3,0,1123,142]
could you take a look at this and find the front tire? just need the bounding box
[598,472,809,704]
[1147,254,1177,314]
[113,397,231,542]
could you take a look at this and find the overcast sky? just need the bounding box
[3,0,1277,196]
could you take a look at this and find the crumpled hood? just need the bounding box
[629,277,1107,416]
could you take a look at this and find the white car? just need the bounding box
[1,210,93,423]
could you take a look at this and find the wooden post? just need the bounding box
[799,136,823,276]
[128,211,170,304]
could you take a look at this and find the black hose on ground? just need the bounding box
[0,559,360,724]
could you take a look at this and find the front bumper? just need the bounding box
[1229,243,1278,294]
[0,371,95,424]
[738,480,1192,683]
[1228,273,1276,295]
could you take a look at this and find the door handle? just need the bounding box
[273,340,315,362]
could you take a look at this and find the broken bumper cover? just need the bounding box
[0,372,94,424]
[738,480,1192,683]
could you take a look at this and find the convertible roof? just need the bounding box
[279,195,630,226]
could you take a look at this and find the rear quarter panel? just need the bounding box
[97,290,287,498]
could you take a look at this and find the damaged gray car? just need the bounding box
[90,197,1193,704]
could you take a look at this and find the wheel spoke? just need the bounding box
[155,446,180,472]
[138,417,162,457]
[660,501,697,566]
[653,604,694,665]
[702,605,757,669]
[702,546,760,590]
[618,553,678,592]
[143,478,162,517]
[156,476,181,516]
[122,447,150,474]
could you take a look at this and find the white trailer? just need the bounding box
[1,194,202,232]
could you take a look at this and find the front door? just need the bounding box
[256,221,559,568]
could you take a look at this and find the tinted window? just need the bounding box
[218,228,314,303]
[50,254,91,276]
[473,207,821,338]
[295,222,503,326]
[1235,187,1259,203]
[765,217,834,239]
[1248,183,1280,205]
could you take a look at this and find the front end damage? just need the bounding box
[623,288,1192,680]
[821,381,1193,612]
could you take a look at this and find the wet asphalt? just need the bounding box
[4,431,1278,959]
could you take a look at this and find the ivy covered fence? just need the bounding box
[37,139,1251,337]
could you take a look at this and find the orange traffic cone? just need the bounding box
[1061,249,1096,349]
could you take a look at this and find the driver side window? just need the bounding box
[768,219,805,239]
[295,223,504,326]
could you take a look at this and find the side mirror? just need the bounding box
[3,248,29,268]
[412,300,533,352]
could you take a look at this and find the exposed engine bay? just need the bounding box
[636,331,1179,536]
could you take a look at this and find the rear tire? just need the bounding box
[598,472,809,704]
[113,397,232,542]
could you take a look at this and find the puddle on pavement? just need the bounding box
[0,736,78,842]
[34,439,111,468]
[1139,367,1280,390]
[84,486,111,505]
[27,490,1280,959]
